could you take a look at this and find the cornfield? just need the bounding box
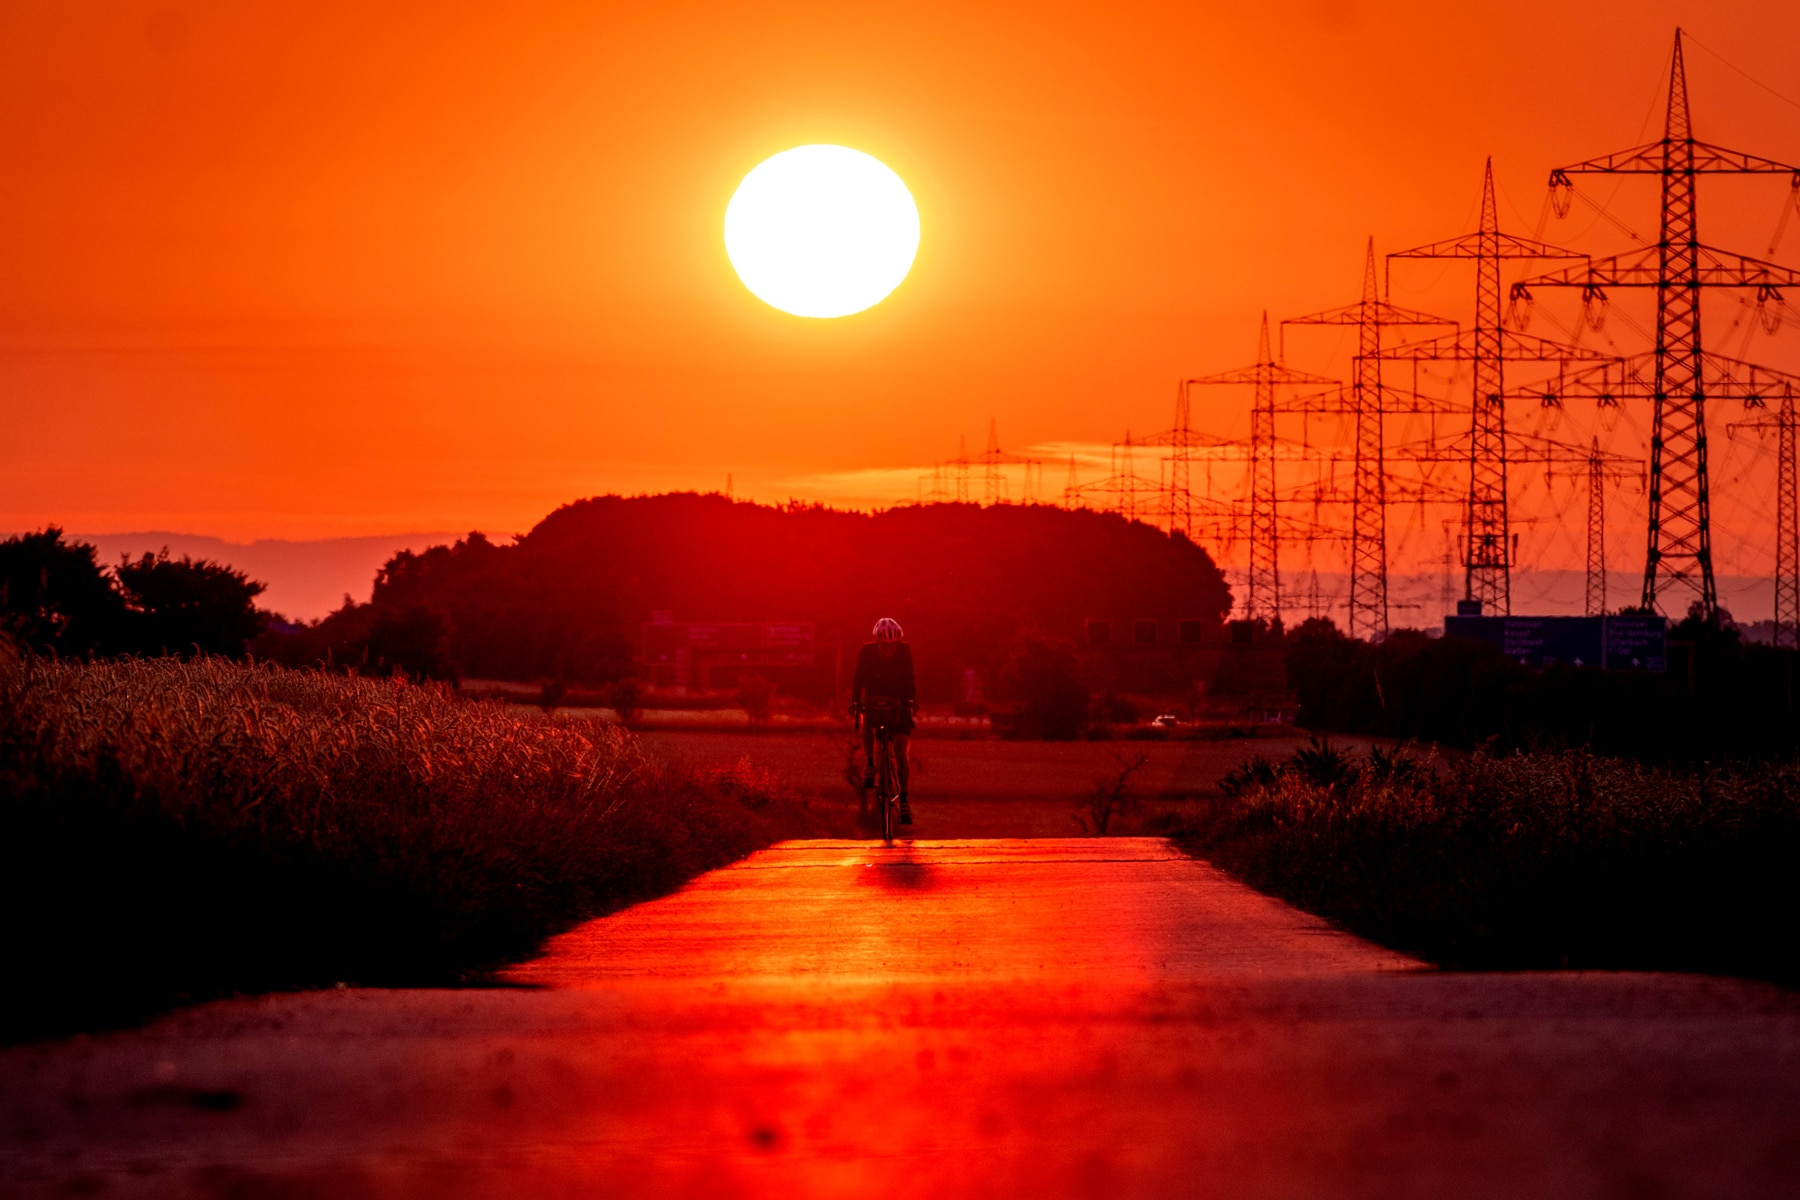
[0,648,821,1039]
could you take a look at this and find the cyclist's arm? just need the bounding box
[849,645,867,709]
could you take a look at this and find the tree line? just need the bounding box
[0,528,266,659]
[1279,614,1800,765]
[257,494,1234,699]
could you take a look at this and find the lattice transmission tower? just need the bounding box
[922,420,1044,506]
[1386,159,1595,613]
[1580,437,1644,615]
[1181,312,1337,623]
[1587,439,1607,615]
[1730,390,1800,647]
[1517,29,1800,619]
[1140,384,1202,539]
[1285,241,1456,639]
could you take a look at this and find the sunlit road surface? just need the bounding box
[5,840,1800,1198]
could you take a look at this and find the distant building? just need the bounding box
[641,616,814,690]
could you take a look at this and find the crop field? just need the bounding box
[0,652,836,1040]
[636,729,1380,836]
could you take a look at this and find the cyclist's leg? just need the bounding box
[893,733,911,794]
[880,736,896,839]
[860,719,876,785]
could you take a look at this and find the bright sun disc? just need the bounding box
[725,145,920,318]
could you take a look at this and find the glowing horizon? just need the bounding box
[3,5,1800,620]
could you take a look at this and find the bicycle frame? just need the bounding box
[860,701,905,844]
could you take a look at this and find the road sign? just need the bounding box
[1443,614,1665,671]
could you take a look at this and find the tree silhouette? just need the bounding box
[0,528,127,656]
[115,551,267,657]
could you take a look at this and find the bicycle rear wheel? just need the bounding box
[877,738,895,843]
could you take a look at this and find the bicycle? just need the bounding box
[857,697,907,844]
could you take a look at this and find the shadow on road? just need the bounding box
[861,850,940,892]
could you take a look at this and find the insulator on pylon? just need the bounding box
[1549,170,1574,219]
[1505,291,1533,331]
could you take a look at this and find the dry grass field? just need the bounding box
[635,728,1380,837]
[0,653,836,1040]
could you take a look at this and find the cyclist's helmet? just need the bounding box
[873,617,904,642]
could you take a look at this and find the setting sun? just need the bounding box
[724,145,920,319]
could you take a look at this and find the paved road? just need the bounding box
[4,839,1798,1198]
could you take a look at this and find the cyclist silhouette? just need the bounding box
[850,617,915,826]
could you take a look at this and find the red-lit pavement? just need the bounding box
[5,839,1799,1198]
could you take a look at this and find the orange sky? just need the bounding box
[4,0,1800,596]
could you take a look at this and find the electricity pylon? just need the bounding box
[1067,433,1160,523]
[1285,240,1457,640]
[924,422,1044,506]
[1587,440,1607,615]
[1138,384,1205,539]
[1581,437,1645,615]
[1180,312,1337,623]
[975,418,1045,504]
[1516,29,1800,619]
[1386,159,1592,614]
[1730,389,1800,647]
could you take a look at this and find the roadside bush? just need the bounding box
[1001,633,1090,740]
[605,677,644,722]
[1177,743,1800,980]
[0,649,826,1040]
[1074,752,1149,835]
[735,675,776,731]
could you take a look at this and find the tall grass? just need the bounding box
[0,648,826,1039]
[1173,744,1800,980]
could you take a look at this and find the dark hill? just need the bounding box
[357,494,1232,702]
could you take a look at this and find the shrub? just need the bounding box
[1219,753,1282,798]
[1179,743,1800,980]
[1001,633,1090,740]
[1074,752,1149,835]
[605,677,644,722]
[1289,736,1355,788]
[735,675,776,730]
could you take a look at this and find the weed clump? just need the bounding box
[1182,742,1800,980]
[1075,752,1150,834]
[0,651,822,1039]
